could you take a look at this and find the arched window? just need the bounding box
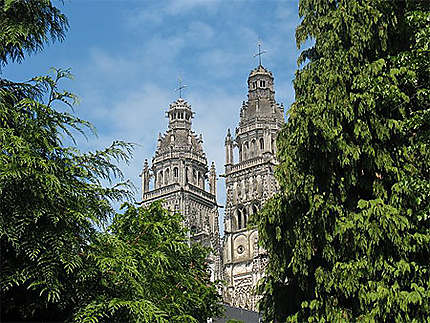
[237,209,242,229]
[198,172,202,188]
[243,208,248,228]
[164,168,170,185]
[185,167,189,183]
[259,138,264,151]
[158,171,163,187]
[193,169,197,184]
[251,139,256,157]
[252,204,258,215]
[243,142,249,160]
[173,167,178,178]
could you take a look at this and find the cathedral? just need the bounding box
[140,59,284,313]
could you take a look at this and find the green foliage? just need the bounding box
[255,0,430,321]
[0,1,222,321]
[74,202,223,322]
[0,68,134,321]
[0,0,68,67]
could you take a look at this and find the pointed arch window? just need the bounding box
[158,171,163,188]
[236,206,248,230]
[164,168,170,185]
[198,171,202,188]
[173,167,178,178]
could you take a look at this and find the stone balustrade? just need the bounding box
[154,149,207,165]
[142,182,216,203]
[187,183,216,201]
[226,156,267,175]
[142,183,180,202]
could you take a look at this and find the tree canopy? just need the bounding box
[255,0,430,321]
[74,202,222,322]
[0,0,68,67]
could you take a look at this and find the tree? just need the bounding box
[255,0,430,321]
[0,0,68,67]
[1,1,222,321]
[74,202,222,323]
[0,67,135,321]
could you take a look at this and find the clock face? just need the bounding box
[237,245,245,255]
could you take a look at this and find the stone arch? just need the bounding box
[244,141,249,160]
[251,139,256,157]
[158,170,163,188]
[192,169,197,184]
[198,171,203,188]
[164,168,170,185]
[236,208,242,230]
[251,202,259,215]
[236,205,247,230]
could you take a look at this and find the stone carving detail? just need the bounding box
[232,276,253,310]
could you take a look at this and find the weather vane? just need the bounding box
[254,40,267,66]
[175,76,187,98]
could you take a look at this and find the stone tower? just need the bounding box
[140,97,221,281]
[222,64,284,310]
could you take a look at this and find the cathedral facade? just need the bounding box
[140,62,284,312]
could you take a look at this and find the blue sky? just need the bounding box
[4,0,302,233]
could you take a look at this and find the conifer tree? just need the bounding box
[255,0,430,321]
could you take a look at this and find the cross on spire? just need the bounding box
[253,40,267,66]
[175,76,187,99]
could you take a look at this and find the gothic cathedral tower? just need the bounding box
[222,64,284,310]
[140,97,221,281]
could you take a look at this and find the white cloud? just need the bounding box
[60,0,299,235]
[166,0,221,15]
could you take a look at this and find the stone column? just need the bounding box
[209,162,217,196]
